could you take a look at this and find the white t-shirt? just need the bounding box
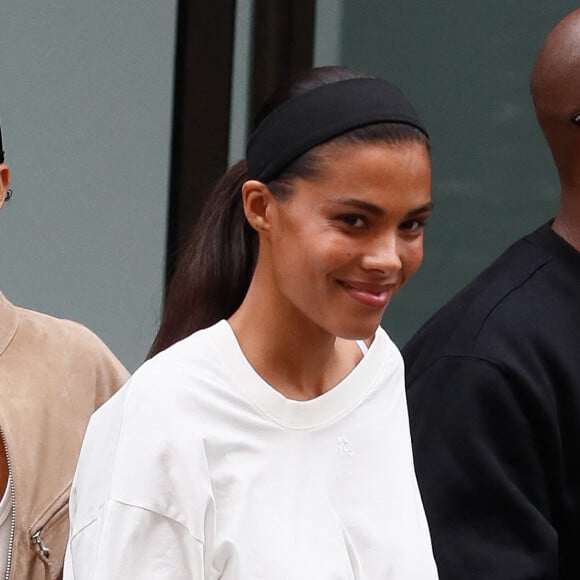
[0,477,12,578]
[65,321,437,579]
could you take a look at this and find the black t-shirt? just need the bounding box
[404,222,580,580]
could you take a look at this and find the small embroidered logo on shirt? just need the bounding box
[337,435,353,455]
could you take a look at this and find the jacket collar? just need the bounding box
[0,291,19,356]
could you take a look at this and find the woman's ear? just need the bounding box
[241,180,273,233]
[0,164,10,211]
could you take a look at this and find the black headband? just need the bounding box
[246,77,428,182]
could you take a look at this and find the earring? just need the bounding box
[571,112,580,125]
[5,189,12,201]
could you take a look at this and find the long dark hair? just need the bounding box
[148,66,429,357]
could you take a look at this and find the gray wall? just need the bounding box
[316,1,576,347]
[0,2,176,370]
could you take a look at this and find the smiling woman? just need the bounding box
[238,141,431,351]
[64,66,438,579]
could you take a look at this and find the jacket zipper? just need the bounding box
[0,429,14,580]
[31,529,50,559]
[30,495,68,572]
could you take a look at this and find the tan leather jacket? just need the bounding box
[0,292,129,580]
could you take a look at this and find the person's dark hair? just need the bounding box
[148,66,429,357]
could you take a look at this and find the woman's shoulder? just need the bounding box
[133,320,231,393]
[78,322,227,436]
[152,319,228,363]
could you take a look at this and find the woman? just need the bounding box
[64,66,438,579]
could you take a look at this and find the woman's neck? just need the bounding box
[228,276,363,401]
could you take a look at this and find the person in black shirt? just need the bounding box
[404,8,580,580]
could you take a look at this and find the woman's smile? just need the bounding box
[336,279,395,309]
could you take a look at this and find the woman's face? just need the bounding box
[263,140,432,340]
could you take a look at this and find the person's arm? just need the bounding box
[64,501,205,579]
[63,374,213,580]
[406,356,558,579]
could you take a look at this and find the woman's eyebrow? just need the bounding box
[406,202,434,217]
[329,199,434,218]
[330,198,385,216]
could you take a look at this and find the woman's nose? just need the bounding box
[360,234,402,273]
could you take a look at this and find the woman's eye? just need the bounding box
[401,218,427,233]
[340,215,366,229]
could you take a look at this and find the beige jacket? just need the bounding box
[0,292,129,580]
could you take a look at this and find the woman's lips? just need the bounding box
[338,280,394,308]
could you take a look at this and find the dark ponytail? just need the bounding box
[148,161,257,357]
